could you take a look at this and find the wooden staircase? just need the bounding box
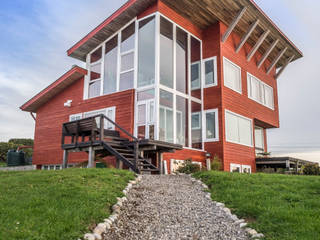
[61,114,160,174]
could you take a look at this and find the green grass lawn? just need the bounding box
[0,161,6,167]
[194,171,320,240]
[0,168,134,240]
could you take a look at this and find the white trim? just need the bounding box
[242,165,252,174]
[69,113,83,122]
[191,112,201,130]
[203,56,218,88]
[225,109,253,148]
[223,57,242,94]
[203,109,219,142]
[247,72,274,110]
[230,163,241,173]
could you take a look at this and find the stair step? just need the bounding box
[140,169,160,172]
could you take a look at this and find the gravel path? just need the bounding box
[104,175,249,240]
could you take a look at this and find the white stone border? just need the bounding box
[187,174,265,240]
[82,175,143,240]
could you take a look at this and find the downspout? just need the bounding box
[30,112,36,121]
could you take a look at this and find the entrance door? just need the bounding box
[137,100,155,139]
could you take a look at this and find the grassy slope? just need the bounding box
[0,168,134,240]
[194,171,320,240]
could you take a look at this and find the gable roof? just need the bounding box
[20,66,87,113]
[67,0,302,68]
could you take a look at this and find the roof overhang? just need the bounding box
[20,66,87,113]
[67,0,303,69]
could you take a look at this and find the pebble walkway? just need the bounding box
[104,175,249,240]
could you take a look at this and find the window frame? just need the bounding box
[203,108,219,142]
[247,72,274,110]
[225,110,253,147]
[223,57,242,94]
[69,113,83,122]
[190,61,201,90]
[203,56,218,88]
[230,163,241,173]
[242,165,252,174]
[85,18,137,99]
[191,112,201,130]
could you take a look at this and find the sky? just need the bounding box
[0,0,319,163]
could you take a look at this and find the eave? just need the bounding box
[20,66,87,113]
[67,0,303,70]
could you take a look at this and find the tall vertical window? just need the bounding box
[89,47,102,98]
[191,101,202,149]
[176,27,188,94]
[204,109,219,141]
[254,126,265,154]
[138,16,155,87]
[190,37,201,98]
[104,36,118,94]
[225,110,253,147]
[120,22,135,91]
[160,17,174,88]
[137,88,155,140]
[176,96,188,146]
[204,57,217,87]
[224,58,241,93]
[159,90,173,143]
[247,73,274,109]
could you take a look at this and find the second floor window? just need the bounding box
[223,57,241,93]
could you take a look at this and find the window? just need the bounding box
[230,164,252,173]
[242,165,252,174]
[83,107,116,130]
[104,36,118,94]
[191,36,201,99]
[176,27,188,94]
[191,102,202,149]
[191,112,201,130]
[223,57,241,93]
[255,126,265,154]
[204,57,217,87]
[69,113,82,122]
[159,90,173,143]
[160,16,174,88]
[203,109,219,142]
[176,96,188,146]
[225,110,253,147]
[120,22,135,91]
[89,47,102,98]
[247,73,274,109]
[230,164,241,173]
[138,16,155,87]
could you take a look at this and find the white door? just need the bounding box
[137,100,155,139]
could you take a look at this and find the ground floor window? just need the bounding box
[254,126,265,155]
[203,109,219,142]
[230,163,252,173]
[69,107,116,130]
[225,110,253,147]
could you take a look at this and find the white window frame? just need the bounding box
[242,165,252,174]
[254,126,265,152]
[203,109,219,142]
[247,72,274,110]
[85,18,137,100]
[191,112,201,130]
[203,56,218,88]
[230,163,241,173]
[223,57,242,94]
[42,165,63,171]
[191,61,201,90]
[69,113,83,122]
[225,110,253,147]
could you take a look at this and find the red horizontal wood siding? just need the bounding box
[33,77,135,166]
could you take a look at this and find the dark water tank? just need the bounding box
[7,150,25,167]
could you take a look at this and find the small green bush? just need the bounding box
[211,155,222,171]
[302,164,320,175]
[176,159,201,174]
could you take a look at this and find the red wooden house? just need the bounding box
[20,0,302,174]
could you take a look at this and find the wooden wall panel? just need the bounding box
[33,77,135,166]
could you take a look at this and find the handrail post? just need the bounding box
[100,114,104,142]
[134,140,139,173]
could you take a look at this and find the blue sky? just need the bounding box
[0,0,319,162]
